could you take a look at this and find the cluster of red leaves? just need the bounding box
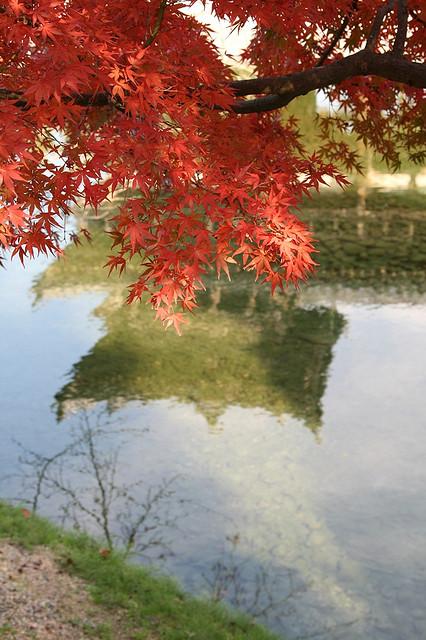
[0,0,424,330]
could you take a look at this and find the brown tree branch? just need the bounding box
[365,0,395,50]
[0,88,114,109]
[230,50,426,113]
[0,51,425,116]
[393,0,408,55]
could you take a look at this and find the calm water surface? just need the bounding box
[1,207,426,639]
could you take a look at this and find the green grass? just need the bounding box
[0,502,280,640]
[0,627,18,639]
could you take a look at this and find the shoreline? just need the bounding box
[0,502,280,640]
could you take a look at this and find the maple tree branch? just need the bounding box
[316,0,358,66]
[0,52,425,117]
[393,0,408,55]
[0,88,113,109]
[231,50,426,113]
[365,0,395,50]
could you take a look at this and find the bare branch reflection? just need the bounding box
[202,534,364,640]
[14,409,186,561]
[203,533,309,625]
[2,407,369,639]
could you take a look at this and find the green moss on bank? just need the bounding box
[0,502,280,640]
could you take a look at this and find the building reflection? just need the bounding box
[33,204,426,433]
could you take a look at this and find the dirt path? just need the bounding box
[0,542,133,639]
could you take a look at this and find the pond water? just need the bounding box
[1,206,426,639]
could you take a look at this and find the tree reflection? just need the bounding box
[14,409,184,560]
[201,533,363,640]
[32,205,426,432]
[203,532,309,623]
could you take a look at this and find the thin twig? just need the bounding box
[84,418,114,548]
[393,0,408,55]
[365,0,395,50]
[144,0,168,48]
[316,0,358,67]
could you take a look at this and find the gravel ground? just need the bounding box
[0,542,134,639]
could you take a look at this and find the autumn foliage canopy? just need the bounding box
[0,0,425,329]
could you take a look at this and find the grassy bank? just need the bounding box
[0,502,280,640]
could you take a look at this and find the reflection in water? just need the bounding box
[13,409,183,561]
[202,534,363,640]
[33,206,426,433]
[52,292,344,431]
[203,532,309,623]
[2,201,425,639]
[6,406,366,639]
[37,201,426,294]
